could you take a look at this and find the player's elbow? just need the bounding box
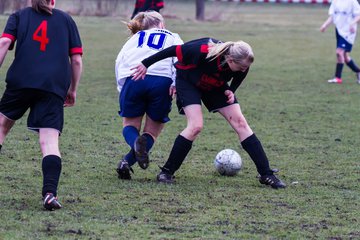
[0,37,12,49]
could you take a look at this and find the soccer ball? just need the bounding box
[214,149,242,176]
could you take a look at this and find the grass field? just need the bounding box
[0,2,359,239]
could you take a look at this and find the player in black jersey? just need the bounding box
[132,38,286,189]
[0,0,83,210]
[131,0,164,19]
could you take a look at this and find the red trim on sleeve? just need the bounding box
[176,45,183,63]
[1,33,16,42]
[70,47,83,56]
[200,44,209,53]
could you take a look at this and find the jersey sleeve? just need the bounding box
[67,16,83,56]
[229,68,249,92]
[142,45,177,67]
[1,12,18,50]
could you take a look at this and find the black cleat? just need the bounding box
[116,159,133,180]
[157,171,175,184]
[259,174,286,189]
[134,135,149,169]
[43,193,62,211]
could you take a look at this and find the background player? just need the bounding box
[131,0,164,19]
[320,0,360,84]
[0,0,83,210]
[131,38,286,189]
[115,11,182,179]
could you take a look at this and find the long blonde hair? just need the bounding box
[32,0,52,15]
[127,11,164,35]
[207,40,254,66]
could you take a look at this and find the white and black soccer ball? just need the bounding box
[214,149,242,176]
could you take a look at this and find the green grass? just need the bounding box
[1,2,360,239]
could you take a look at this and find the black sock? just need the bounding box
[162,135,193,175]
[346,60,360,72]
[335,63,344,79]
[241,134,272,176]
[0,144,2,152]
[42,155,62,197]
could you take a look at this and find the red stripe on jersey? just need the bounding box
[200,44,209,53]
[176,64,197,70]
[1,33,16,42]
[176,45,183,63]
[70,47,83,55]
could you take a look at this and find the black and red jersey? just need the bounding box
[1,7,83,100]
[131,0,164,19]
[142,38,248,92]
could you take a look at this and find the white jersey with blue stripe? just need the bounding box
[115,28,183,92]
[329,0,360,44]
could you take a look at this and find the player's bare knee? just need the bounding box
[190,125,203,137]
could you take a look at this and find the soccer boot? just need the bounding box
[259,174,286,189]
[43,193,62,211]
[134,135,149,169]
[116,159,134,180]
[156,169,175,184]
[327,78,342,84]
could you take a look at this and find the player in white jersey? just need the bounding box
[320,0,360,84]
[115,11,183,180]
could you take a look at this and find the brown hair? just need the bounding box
[207,40,254,66]
[32,0,52,15]
[127,11,164,35]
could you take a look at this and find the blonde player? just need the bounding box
[115,11,183,179]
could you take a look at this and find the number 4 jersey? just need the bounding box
[115,28,183,92]
[1,7,83,100]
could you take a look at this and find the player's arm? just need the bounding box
[229,68,248,93]
[64,54,82,107]
[320,16,333,32]
[0,37,11,67]
[132,45,178,80]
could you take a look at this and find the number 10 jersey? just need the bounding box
[115,28,183,92]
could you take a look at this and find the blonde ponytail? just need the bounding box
[127,11,164,35]
[207,40,254,66]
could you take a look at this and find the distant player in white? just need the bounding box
[115,11,183,179]
[320,0,360,84]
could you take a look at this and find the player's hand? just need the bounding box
[224,90,235,104]
[169,85,176,99]
[320,25,326,32]
[131,63,147,80]
[64,90,76,107]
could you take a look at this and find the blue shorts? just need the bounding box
[119,75,173,123]
[0,88,64,132]
[336,29,352,52]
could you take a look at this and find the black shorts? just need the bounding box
[0,88,64,132]
[175,78,238,114]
